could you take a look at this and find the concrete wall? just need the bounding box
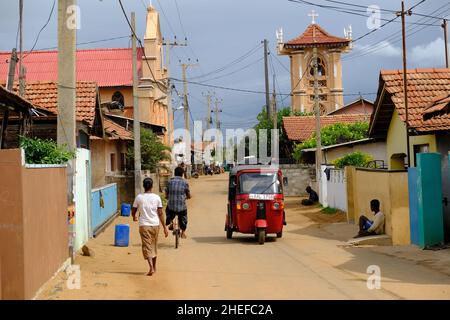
[106,171,161,209]
[0,149,68,299]
[74,149,91,251]
[279,164,315,197]
[387,109,437,169]
[323,141,387,164]
[347,166,410,245]
[326,168,348,213]
[90,139,129,189]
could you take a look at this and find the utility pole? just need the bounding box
[263,39,270,118]
[18,0,25,97]
[180,60,198,132]
[443,19,449,68]
[162,36,187,146]
[313,46,323,187]
[203,91,212,131]
[272,74,277,130]
[397,1,412,167]
[0,49,18,149]
[58,0,77,263]
[131,12,141,197]
[214,98,222,129]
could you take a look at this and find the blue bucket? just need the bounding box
[121,203,131,217]
[114,224,130,247]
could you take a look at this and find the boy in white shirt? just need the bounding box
[132,178,168,276]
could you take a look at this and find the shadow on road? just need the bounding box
[191,235,277,245]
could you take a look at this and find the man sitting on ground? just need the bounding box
[354,199,385,238]
[301,186,319,206]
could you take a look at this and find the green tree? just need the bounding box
[19,136,75,164]
[127,128,171,172]
[292,122,369,162]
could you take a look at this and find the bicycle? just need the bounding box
[172,215,181,249]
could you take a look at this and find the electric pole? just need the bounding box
[0,49,18,149]
[263,39,270,118]
[162,36,187,146]
[203,91,212,131]
[131,12,142,197]
[58,0,77,264]
[397,1,412,167]
[272,74,277,130]
[214,97,222,129]
[443,19,449,68]
[180,61,198,132]
[18,0,25,97]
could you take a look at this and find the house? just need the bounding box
[283,114,368,143]
[277,14,352,114]
[369,68,450,243]
[369,68,450,170]
[327,97,374,116]
[0,81,104,148]
[0,5,172,146]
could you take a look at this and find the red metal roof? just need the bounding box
[0,48,143,88]
[285,24,350,48]
[283,114,369,142]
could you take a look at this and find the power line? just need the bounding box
[188,43,263,80]
[200,57,264,83]
[22,0,56,59]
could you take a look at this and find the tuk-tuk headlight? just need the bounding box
[242,202,250,210]
[273,202,282,210]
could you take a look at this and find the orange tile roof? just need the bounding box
[104,119,133,140]
[379,68,450,132]
[283,114,369,142]
[7,81,98,126]
[285,24,350,48]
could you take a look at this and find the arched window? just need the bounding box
[112,91,124,108]
[309,57,326,77]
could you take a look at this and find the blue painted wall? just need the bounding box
[417,153,444,248]
[91,183,118,236]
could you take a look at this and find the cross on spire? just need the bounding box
[308,10,319,24]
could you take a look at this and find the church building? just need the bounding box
[277,11,352,114]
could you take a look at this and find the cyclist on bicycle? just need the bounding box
[165,166,191,238]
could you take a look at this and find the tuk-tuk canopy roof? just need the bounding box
[230,165,280,175]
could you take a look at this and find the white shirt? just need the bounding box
[133,193,163,227]
[368,211,385,234]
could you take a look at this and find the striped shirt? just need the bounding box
[166,176,190,212]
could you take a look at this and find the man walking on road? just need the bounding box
[132,178,168,276]
[165,166,191,239]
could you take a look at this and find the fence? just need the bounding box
[91,183,118,237]
[325,168,348,213]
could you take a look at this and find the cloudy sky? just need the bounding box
[1,0,449,131]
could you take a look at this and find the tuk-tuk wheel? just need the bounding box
[226,226,233,239]
[276,231,283,238]
[257,228,265,245]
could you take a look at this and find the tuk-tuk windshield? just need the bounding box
[238,172,281,194]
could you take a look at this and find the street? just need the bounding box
[37,174,450,300]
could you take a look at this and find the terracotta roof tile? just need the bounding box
[104,119,133,140]
[285,24,350,48]
[379,68,450,132]
[6,81,98,126]
[283,114,369,142]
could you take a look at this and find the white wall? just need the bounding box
[75,148,91,251]
[327,169,348,213]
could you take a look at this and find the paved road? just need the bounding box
[38,174,450,299]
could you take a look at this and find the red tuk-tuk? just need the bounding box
[225,165,287,244]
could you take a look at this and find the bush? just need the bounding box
[292,122,369,162]
[127,128,171,172]
[333,151,373,169]
[19,136,75,164]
